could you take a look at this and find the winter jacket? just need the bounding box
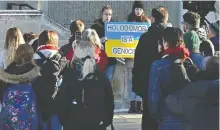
[190,53,204,70]
[56,62,114,130]
[59,35,75,59]
[132,22,172,98]
[95,47,108,73]
[91,19,117,67]
[167,70,219,130]
[125,14,151,69]
[32,45,68,122]
[210,36,219,51]
[148,55,185,130]
[0,62,40,130]
[0,62,40,102]
[181,79,219,130]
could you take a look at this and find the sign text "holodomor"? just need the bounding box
[107,24,148,32]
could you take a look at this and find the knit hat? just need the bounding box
[132,1,144,10]
[196,28,207,41]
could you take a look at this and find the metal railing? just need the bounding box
[2,3,70,33]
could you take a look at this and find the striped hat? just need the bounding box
[196,28,207,41]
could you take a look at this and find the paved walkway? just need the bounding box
[107,113,142,130]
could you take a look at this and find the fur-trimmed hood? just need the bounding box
[0,66,41,84]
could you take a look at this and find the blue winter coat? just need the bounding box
[148,55,184,130]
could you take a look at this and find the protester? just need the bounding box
[181,56,219,130]
[208,20,219,55]
[32,30,66,130]
[60,20,85,60]
[0,27,25,69]
[57,41,114,130]
[91,5,117,81]
[126,1,151,114]
[166,56,219,130]
[81,28,108,73]
[127,1,151,23]
[132,6,171,130]
[148,27,191,130]
[0,44,40,130]
[182,11,204,69]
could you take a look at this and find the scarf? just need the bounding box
[163,45,190,59]
[37,45,59,51]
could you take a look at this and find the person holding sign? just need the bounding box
[91,5,117,82]
[126,1,151,114]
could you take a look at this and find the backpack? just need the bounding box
[36,52,61,97]
[1,84,38,130]
[164,56,199,114]
[71,75,107,124]
[58,64,114,129]
[35,52,66,121]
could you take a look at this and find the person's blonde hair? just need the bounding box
[81,28,103,49]
[73,40,96,80]
[4,27,25,67]
[14,44,35,66]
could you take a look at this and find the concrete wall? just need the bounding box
[0,1,218,28]
[45,1,183,28]
[0,1,38,10]
[0,1,182,28]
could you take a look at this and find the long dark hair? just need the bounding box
[127,11,149,22]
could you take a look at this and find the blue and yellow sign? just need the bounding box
[105,22,150,58]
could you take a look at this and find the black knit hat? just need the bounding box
[132,1,144,10]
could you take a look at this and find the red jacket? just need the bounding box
[65,47,108,73]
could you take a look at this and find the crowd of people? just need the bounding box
[0,1,219,130]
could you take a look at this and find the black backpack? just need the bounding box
[163,56,199,97]
[34,51,66,121]
[36,51,61,97]
[57,64,114,129]
[164,56,199,114]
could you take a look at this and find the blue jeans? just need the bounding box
[105,65,116,81]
